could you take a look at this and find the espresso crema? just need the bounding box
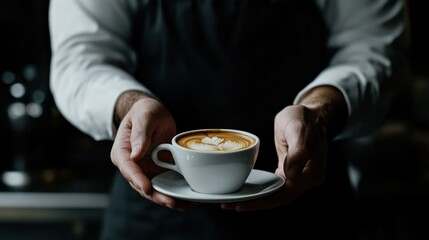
[177,130,256,152]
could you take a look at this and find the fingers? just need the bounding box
[221,178,300,212]
[114,150,191,211]
[151,191,192,212]
[274,106,310,181]
[270,105,328,211]
[113,148,153,195]
[279,119,312,181]
[285,138,327,191]
[129,114,153,161]
[111,100,188,211]
[276,107,326,182]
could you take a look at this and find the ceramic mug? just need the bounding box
[151,129,260,194]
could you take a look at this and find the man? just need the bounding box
[49,0,407,239]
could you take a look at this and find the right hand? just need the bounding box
[110,94,190,211]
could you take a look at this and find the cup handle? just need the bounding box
[151,144,180,173]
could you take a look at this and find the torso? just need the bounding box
[132,0,328,169]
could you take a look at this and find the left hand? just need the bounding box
[221,86,347,211]
[221,104,328,211]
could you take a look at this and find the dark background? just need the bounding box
[0,1,114,239]
[0,0,114,192]
[0,0,428,239]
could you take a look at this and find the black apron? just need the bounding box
[101,1,356,239]
[131,0,328,170]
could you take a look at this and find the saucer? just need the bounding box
[151,169,285,203]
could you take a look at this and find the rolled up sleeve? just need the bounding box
[295,0,407,139]
[49,0,150,140]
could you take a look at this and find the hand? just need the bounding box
[221,86,347,211]
[221,105,329,211]
[110,92,191,212]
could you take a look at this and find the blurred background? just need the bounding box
[0,0,428,239]
[0,1,114,239]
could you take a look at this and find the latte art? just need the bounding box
[177,130,255,152]
[190,137,246,151]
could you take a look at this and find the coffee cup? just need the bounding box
[151,129,260,194]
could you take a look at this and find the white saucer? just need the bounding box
[151,169,285,203]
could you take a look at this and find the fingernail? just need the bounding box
[131,177,143,193]
[130,144,140,157]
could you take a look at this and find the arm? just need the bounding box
[49,0,152,140]
[50,1,189,211]
[297,0,408,140]
[221,0,407,211]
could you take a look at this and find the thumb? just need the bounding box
[284,145,309,181]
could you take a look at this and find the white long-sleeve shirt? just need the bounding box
[49,0,407,141]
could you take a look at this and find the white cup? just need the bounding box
[151,129,260,194]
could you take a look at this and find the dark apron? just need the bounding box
[101,1,355,239]
[131,0,328,170]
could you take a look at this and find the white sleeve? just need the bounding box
[49,0,151,140]
[296,0,407,139]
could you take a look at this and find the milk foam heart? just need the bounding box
[176,130,256,152]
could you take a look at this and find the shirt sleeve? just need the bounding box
[295,0,408,140]
[49,0,150,140]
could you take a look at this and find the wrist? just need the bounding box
[114,90,153,128]
[296,86,348,140]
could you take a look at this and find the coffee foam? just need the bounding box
[177,131,254,152]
